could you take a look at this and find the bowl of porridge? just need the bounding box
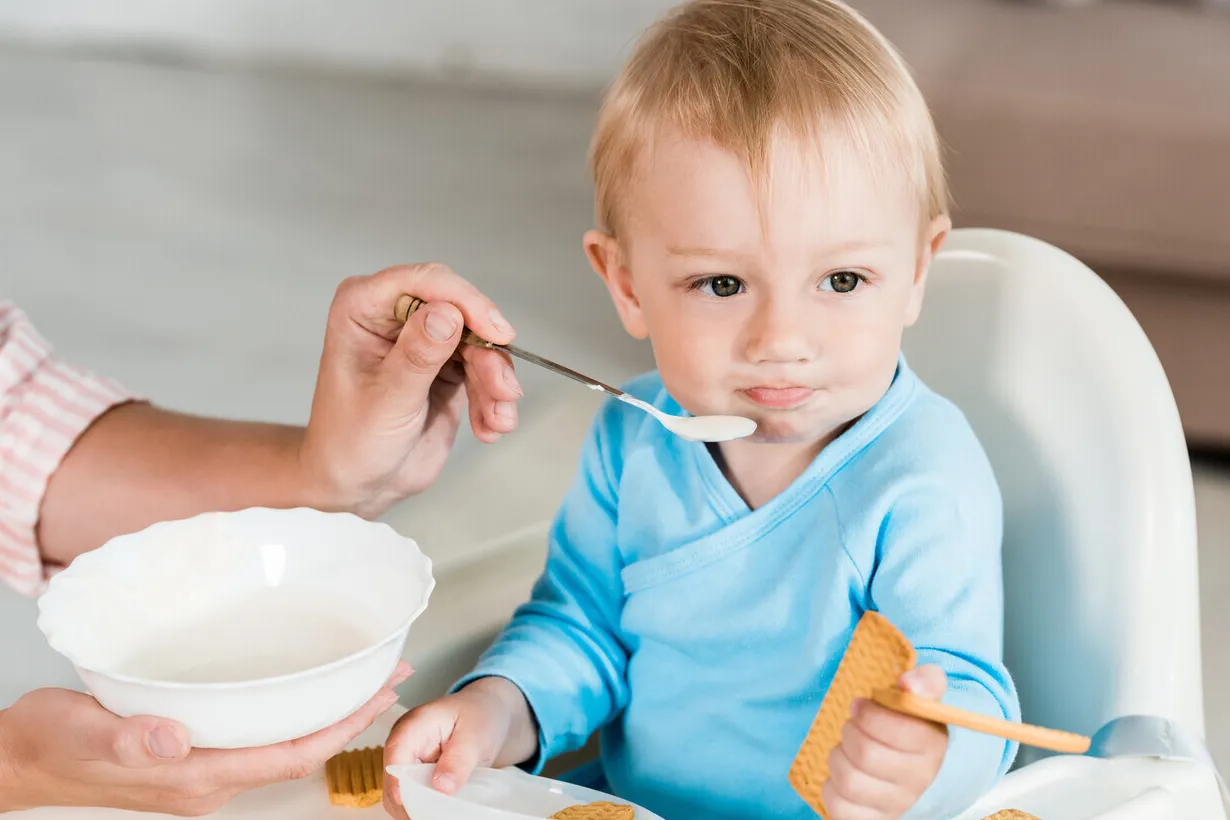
[36,506,434,749]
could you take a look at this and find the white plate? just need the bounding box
[389,763,665,820]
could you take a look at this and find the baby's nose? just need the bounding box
[745,303,816,364]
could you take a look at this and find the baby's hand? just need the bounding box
[382,677,537,819]
[822,666,948,820]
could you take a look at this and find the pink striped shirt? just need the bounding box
[0,299,134,596]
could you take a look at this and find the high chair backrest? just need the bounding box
[900,228,1204,762]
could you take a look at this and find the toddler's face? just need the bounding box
[586,130,948,445]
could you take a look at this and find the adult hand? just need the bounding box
[299,264,523,517]
[0,662,411,815]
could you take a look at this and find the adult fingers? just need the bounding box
[336,264,515,345]
[200,687,401,787]
[460,347,519,442]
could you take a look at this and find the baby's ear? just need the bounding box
[905,215,951,327]
[583,230,649,340]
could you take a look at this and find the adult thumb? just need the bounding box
[80,712,191,768]
[386,301,463,399]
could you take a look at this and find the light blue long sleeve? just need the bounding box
[455,356,1019,819]
[454,399,632,769]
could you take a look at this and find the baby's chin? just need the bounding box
[736,414,845,446]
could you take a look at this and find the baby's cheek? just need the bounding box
[655,349,721,407]
[834,343,899,408]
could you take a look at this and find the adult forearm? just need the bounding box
[0,710,32,813]
[36,402,330,567]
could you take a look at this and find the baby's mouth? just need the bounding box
[740,386,815,409]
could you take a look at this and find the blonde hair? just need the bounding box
[588,0,948,236]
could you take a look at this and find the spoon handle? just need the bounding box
[871,687,1091,754]
[393,294,625,398]
[499,344,624,397]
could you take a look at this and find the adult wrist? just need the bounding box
[290,430,366,515]
[292,430,389,518]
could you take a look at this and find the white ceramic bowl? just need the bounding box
[389,764,665,820]
[37,507,434,749]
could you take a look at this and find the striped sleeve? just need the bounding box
[0,299,136,595]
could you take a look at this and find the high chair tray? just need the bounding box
[954,754,1227,820]
[7,707,409,819]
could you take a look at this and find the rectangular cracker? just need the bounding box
[789,611,917,818]
[325,746,384,808]
[550,801,636,819]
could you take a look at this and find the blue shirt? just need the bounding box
[454,356,1020,819]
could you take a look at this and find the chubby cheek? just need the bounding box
[827,312,905,399]
[640,304,729,409]
[652,341,727,414]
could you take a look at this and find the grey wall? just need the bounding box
[0,0,680,88]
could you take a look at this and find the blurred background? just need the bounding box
[2,0,1228,771]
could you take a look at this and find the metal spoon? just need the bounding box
[395,295,757,443]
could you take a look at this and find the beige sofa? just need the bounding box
[852,0,1230,449]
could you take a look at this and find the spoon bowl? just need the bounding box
[618,393,757,442]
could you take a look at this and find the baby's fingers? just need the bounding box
[385,710,448,768]
[840,712,917,777]
[382,708,453,816]
[842,706,943,801]
[820,778,891,820]
[432,718,492,796]
[899,665,947,701]
[851,698,946,756]
[826,745,910,816]
[382,775,411,820]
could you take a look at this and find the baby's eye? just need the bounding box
[820,271,864,294]
[693,275,746,298]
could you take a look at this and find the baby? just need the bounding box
[385,1,1020,818]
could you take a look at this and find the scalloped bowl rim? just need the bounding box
[36,506,435,690]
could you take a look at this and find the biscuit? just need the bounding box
[550,801,637,819]
[325,746,384,808]
[981,812,1041,820]
[788,611,916,818]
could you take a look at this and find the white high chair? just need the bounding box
[387,228,1227,820]
[901,228,1227,819]
[392,228,1228,819]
